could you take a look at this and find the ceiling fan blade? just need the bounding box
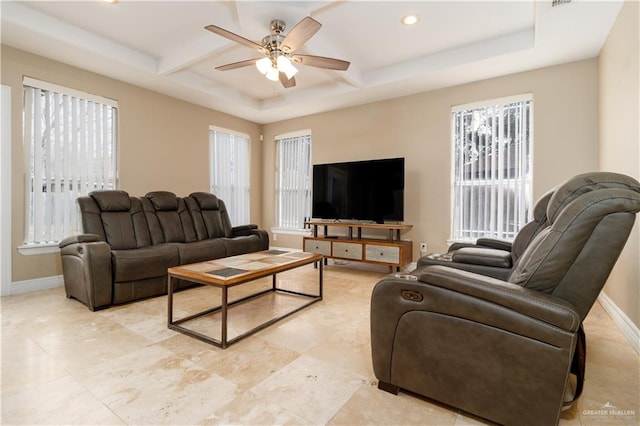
[205,25,266,52]
[215,58,262,71]
[292,54,350,71]
[280,17,322,53]
[279,72,296,88]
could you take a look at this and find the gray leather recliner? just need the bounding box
[416,188,554,280]
[370,172,640,426]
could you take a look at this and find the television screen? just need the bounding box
[312,157,404,223]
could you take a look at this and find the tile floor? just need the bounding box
[1,262,638,425]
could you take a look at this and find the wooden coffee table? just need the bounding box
[167,250,323,349]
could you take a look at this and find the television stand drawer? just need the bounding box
[304,239,331,256]
[365,244,400,264]
[332,242,363,260]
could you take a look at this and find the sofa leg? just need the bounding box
[378,380,400,395]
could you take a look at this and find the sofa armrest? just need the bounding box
[231,225,269,250]
[231,224,258,234]
[60,239,112,310]
[59,233,100,249]
[451,247,513,268]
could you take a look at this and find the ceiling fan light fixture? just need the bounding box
[256,57,272,74]
[277,55,298,79]
[265,67,280,82]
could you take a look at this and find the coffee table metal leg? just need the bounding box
[319,259,323,299]
[221,287,228,349]
[167,274,174,326]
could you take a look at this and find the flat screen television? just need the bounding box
[312,157,404,224]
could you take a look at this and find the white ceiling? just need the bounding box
[1,0,623,124]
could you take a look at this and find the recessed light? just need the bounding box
[103,0,119,4]
[401,14,419,26]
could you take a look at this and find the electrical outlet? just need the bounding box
[273,233,277,241]
[420,242,428,252]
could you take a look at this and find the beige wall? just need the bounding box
[262,59,600,254]
[1,46,263,282]
[598,0,640,327]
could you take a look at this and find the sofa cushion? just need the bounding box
[187,193,232,239]
[190,192,220,209]
[111,244,179,282]
[142,194,196,244]
[146,191,179,211]
[91,190,131,212]
[177,239,227,264]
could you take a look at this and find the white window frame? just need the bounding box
[272,130,312,233]
[450,94,533,243]
[20,77,118,255]
[209,126,250,226]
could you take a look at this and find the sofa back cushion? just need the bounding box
[142,191,197,244]
[82,190,151,250]
[186,192,233,239]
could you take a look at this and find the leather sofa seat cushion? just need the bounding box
[452,247,512,268]
[221,235,264,256]
[177,239,227,265]
[112,244,179,282]
[91,190,131,212]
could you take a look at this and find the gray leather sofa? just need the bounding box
[60,190,269,310]
[370,172,640,426]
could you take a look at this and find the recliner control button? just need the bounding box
[401,290,423,302]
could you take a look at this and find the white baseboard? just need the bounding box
[9,275,64,295]
[598,292,640,355]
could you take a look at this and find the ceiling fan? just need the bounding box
[205,17,350,88]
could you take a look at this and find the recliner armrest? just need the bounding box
[451,247,513,268]
[418,265,580,332]
[475,238,513,252]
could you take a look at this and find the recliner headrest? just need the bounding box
[91,190,131,212]
[189,192,220,210]
[532,189,554,221]
[146,191,179,211]
[547,172,640,223]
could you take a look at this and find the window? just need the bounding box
[451,95,533,241]
[275,131,312,231]
[22,78,118,250]
[209,127,250,226]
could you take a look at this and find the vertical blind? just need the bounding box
[275,132,312,230]
[23,81,118,245]
[452,96,533,241]
[209,128,250,226]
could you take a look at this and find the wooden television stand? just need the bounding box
[303,221,413,272]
